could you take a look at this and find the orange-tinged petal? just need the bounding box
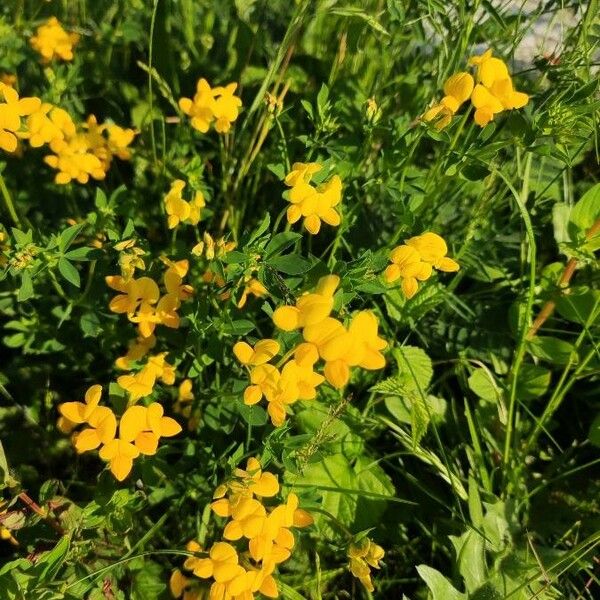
[119,405,147,442]
[272,306,301,331]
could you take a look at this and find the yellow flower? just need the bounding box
[115,335,157,370]
[422,72,474,130]
[488,78,529,110]
[119,402,182,455]
[192,232,236,260]
[283,162,321,187]
[169,569,201,600]
[0,84,41,153]
[164,180,205,229]
[30,17,79,62]
[233,339,280,366]
[105,124,136,159]
[406,232,460,271]
[179,78,217,133]
[212,83,243,133]
[348,537,385,593]
[284,169,343,235]
[189,541,244,583]
[384,232,459,298]
[179,78,242,134]
[272,274,340,331]
[469,49,509,87]
[471,83,505,126]
[237,277,267,309]
[98,438,140,482]
[57,385,118,454]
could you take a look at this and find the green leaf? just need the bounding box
[588,413,600,447]
[130,561,166,600]
[552,202,571,245]
[36,536,70,581]
[393,346,433,392]
[570,183,600,232]
[236,400,268,426]
[59,223,85,252]
[17,271,34,302]
[527,336,576,365]
[468,368,502,402]
[416,565,466,600]
[80,313,102,338]
[221,319,255,336]
[64,247,102,261]
[266,254,312,275]
[10,227,32,246]
[515,364,551,400]
[265,232,302,258]
[247,213,270,244]
[329,8,390,36]
[556,288,600,325]
[58,258,80,287]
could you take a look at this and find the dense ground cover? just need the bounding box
[1,1,600,598]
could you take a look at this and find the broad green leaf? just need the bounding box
[468,368,502,402]
[265,232,302,258]
[236,399,268,426]
[58,258,80,287]
[527,336,576,365]
[221,319,255,335]
[416,565,466,600]
[393,346,433,392]
[64,247,102,261]
[570,183,600,232]
[450,530,487,593]
[267,254,312,275]
[59,223,84,253]
[515,364,551,400]
[17,271,34,302]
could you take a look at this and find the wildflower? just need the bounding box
[305,311,387,389]
[179,78,242,134]
[105,124,136,159]
[164,180,205,229]
[58,385,118,453]
[283,163,343,235]
[237,277,267,309]
[422,72,474,130]
[192,232,236,260]
[30,17,79,62]
[233,339,280,366]
[117,353,176,401]
[365,97,381,123]
[115,335,157,370]
[348,537,385,593]
[384,232,459,298]
[284,162,321,187]
[212,83,243,133]
[469,49,509,87]
[119,402,182,455]
[272,274,340,332]
[22,103,68,148]
[169,569,201,600]
[98,438,140,481]
[0,84,41,153]
[174,379,198,427]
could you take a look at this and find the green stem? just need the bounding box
[495,155,535,482]
[0,172,20,226]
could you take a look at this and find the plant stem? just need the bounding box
[0,171,20,226]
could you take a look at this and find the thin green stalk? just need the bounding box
[0,171,20,226]
[494,155,535,481]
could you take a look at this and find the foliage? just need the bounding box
[1,1,600,599]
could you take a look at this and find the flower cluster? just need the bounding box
[0,84,41,153]
[234,275,387,426]
[179,78,242,134]
[282,162,343,235]
[383,232,459,298]
[58,385,181,481]
[170,458,313,600]
[43,114,136,184]
[423,48,529,129]
[164,180,206,229]
[347,537,385,592]
[30,17,79,62]
[106,258,193,338]
[0,82,135,183]
[192,232,236,260]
